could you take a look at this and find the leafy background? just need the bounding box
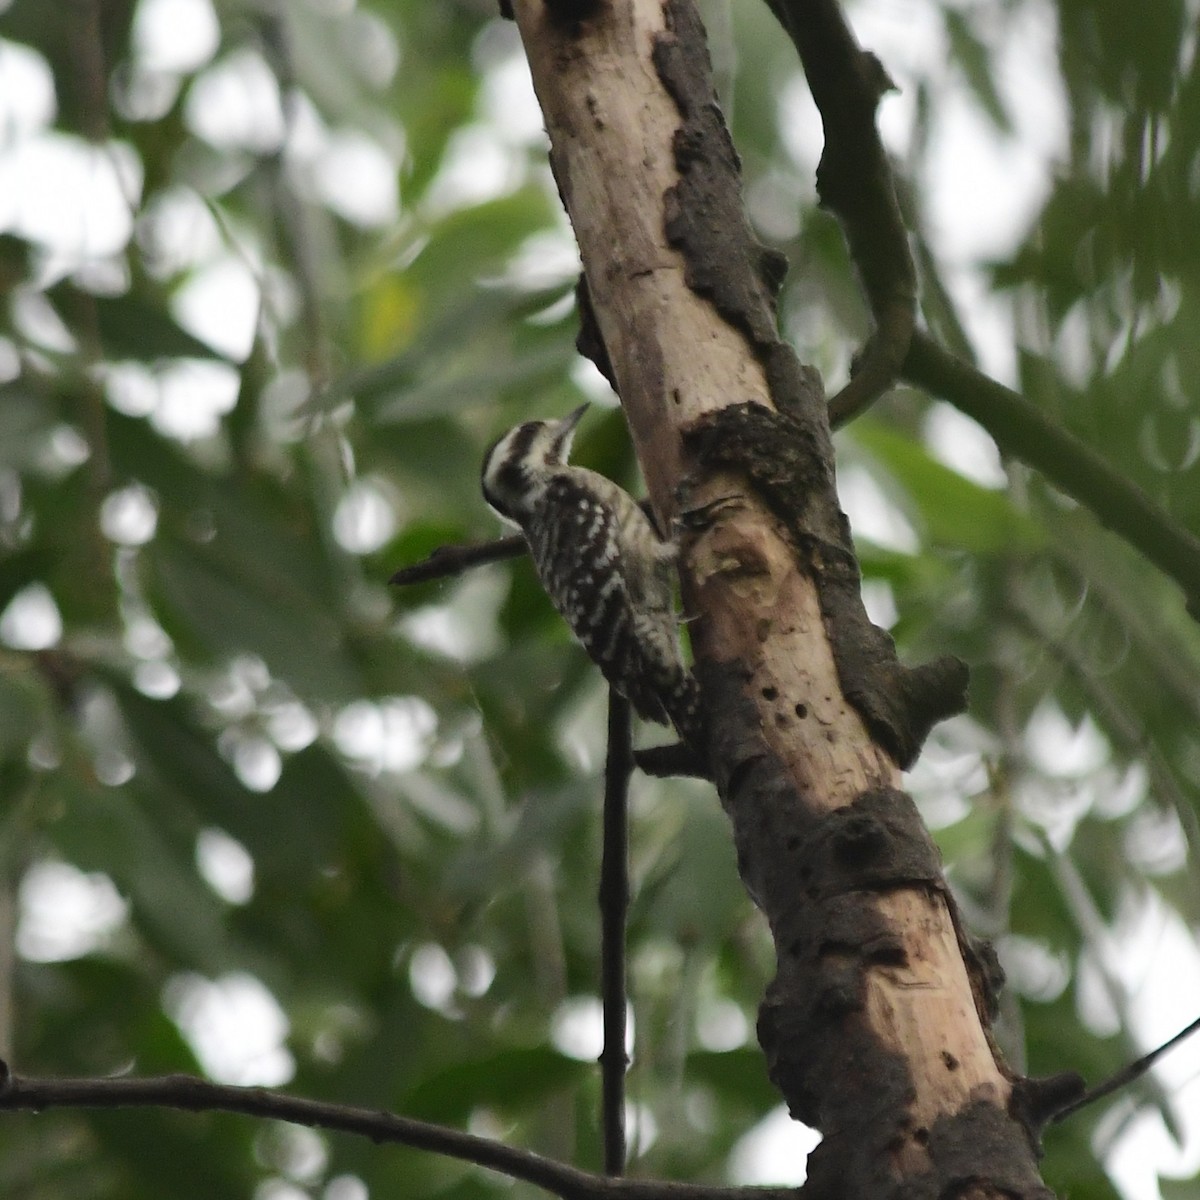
[1,0,1199,1198]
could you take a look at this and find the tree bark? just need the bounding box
[510,1,1063,1196]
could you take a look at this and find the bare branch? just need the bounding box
[632,742,711,779]
[389,535,527,586]
[1050,1013,1200,1125]
[0,1064,794,1200]
[903,331,1200,616]
[600,691,633,1174]
[389,503,658,589]
[764,0,916,424]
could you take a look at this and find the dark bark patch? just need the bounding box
[1010,1070,1087,1138]
[652,2,964,766]
[686,402,969,766]
[574,274,617,391]
[652,0,826,413]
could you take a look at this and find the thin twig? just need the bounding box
[389,534,528,586]
[904,331,1200,616]
[1050,1013,1200,1125]
[764,0,916,425]
[600,691,633,1175]
[1033,835,1180,1128]
[0,1064,794,1200]
[633,743,711,779]
[389,501,656,589]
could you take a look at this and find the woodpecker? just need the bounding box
[481,404,702,742]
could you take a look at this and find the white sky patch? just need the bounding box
[136,185,223,277]
[280,88,327,160]
[133,0,220,74]
[695,996,750,1052]
[550,995,607,1061]
[124,611,174,659]
[264,699,319,753]
[133,658,181,699]
[844,0,1068,383]
[70,255,130,297]
[0,582,63,650]
[478,47,547,147]
[409,942,457,1013]
[333,696,437,774]
[923,402,1007,489]
[729,1105,820,1185]
[41,423,91,476]
[997,934,1071,1003]
[570,355,619,403]
[323,1176,368,1200]
[836,462,919,553]
[0,38,56,135]
[196,827,255,904]
[12,288,75,352]
[1094,891,1200,1199]
[150,358,241,441]
[342,9,401,90]
[185,48,286,153]
[332,478,399,554]
[0,336,20,381]
[218,730,283,793]
[626,1101,659,1156]
[0,135,142,262]
[311,131,400,227]
[256,1181,307,1200]
[207,655,267,719]
[1123,804,1187,877]
[776,74,824,184]
[172,255,260,361]
[112,61,183,124]
[163,971,295,1086]
[17,861,129,962]
[860,578,898,630]
[260,1124,329,1184]
[1024,702,1110,778]
[104,360,158,418]
[100,483,159,546]
[423,123,523,216]
[401,568,506,665]
[456,944,496,998]
[503,228,580,290]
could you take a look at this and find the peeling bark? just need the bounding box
[510,0,1058,1195]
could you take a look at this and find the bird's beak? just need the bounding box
[560,403,589,434]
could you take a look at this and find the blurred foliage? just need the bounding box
[0,0,1199,1198]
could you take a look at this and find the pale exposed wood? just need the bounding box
[513,0,772,515]
[689,505,895,800]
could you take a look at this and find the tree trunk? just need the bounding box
[510,0,1062,1195]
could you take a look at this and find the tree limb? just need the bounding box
[903,330,1200,615]
[763,0,916,424]
[600,691,633,1175]
[0,1063,792,1200]
[511,2,1050,1196]
[1049,1013,1200,1125]
[389,534,527,586]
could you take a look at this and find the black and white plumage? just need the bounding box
[481,405,702,741]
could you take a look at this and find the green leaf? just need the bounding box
[149,533,362,701]
[943,12,1012,133]
[404,1046,586,1122]
[48,285,224,361]
[850,421,1044,553]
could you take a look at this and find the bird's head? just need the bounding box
[481,404,588,523]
